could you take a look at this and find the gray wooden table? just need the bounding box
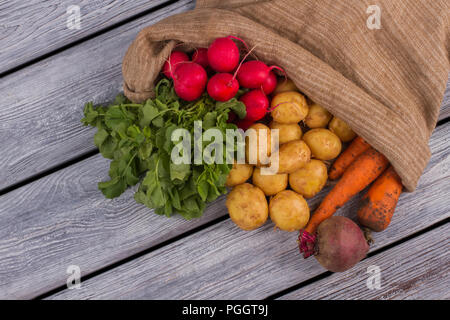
[0,0,448,300]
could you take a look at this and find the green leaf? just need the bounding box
[216,98,247,119]
[114,94,129,105]
[140,102,159,127]
[138,142,153,160]
[152,115,164,128]
[203,112,217,129]
[81,102,98,125]
[93,129,109,147]
[197,179,209,202]
[98,176,127,199]
[99,135,117,159]
[124,165,139,186]
[170,163,191,182]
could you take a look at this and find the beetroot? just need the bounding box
[173,62,207,101]
[240,89,269,121]
[312,216,369,272]
[162,51,189,79]
[207,73,239,102]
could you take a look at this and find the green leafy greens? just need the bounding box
[82,79,246,219]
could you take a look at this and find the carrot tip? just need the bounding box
[298,230,316,258]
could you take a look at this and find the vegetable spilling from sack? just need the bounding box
[82,35,404,273]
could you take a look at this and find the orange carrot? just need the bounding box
[329,136,370,180]
[357,166,403,232]
[306,148,389,234]
[299,148,389,257]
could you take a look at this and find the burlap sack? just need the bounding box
[122,0,450,191]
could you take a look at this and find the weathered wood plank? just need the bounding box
[0,0,173,74]
[279,224,449,300]
[0,153,227,299]
[48,123,449,300]
[0,0,196,192]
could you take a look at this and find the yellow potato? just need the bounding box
[303,128,342,160]
[276,140,311,174]
[252,167,288,196]
[245,123,271,167]
[226,183,268,231]
[328,117,356,142]
[289,159,328,198]
[273,78,299,95]
[305,103,332,128]
[271,91,309,124]
[225,162,254,187]
[269,121,302,145]
[269,190,310,231]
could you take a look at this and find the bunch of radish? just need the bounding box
[162,36,283,128]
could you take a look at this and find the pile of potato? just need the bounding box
[225,79,356,232]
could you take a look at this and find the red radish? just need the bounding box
[237,60,283,89]
[173,62,207,101]
[163,51,189,79]
[207,73,239,102]
[236,119,254,130]
[192,48,209,69]
[207,37,240,72]
[261,71,277,95]
[240,89,269,121]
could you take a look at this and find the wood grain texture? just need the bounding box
[0,0,173,74]
[48,123,450,300]
[279,224,449,300]
[0,154,227,299]
[0,0,195,192]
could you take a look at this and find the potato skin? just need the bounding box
[289,159,328,198]
[271,91,309,124]
[245,123,271,167]
[315,216,369,272]
[305,103,332,128]
[225,163,254,187]
[276,140,311,174]
[252,167,288,196]
[269,121,302,145]
[269,190,310,231]
[328,117,356,142]
[303,128,342,160]
[226,183,269,231]
[273,78,298,95]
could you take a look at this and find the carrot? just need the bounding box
[299,147,389,257]
[357,166,403,232]
[306,147,389,234]
[329,136,370,180]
